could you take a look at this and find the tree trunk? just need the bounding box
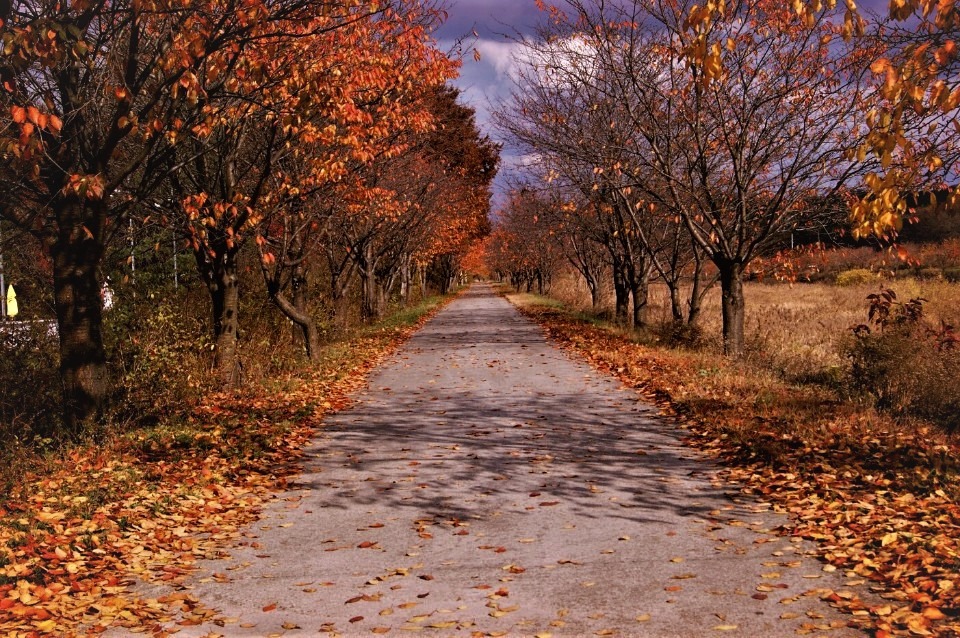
[358,243,382,322]
[360,271,378,321]
[718,260,745,356]
[669,282,684,324]
[197,248,241,386]
[265,262,319,361]
[613,259,629,326]
[687,254,706,326]
[584,272,600,309]
[400,254,411,306]
[377,281,388,316]
[51,197,109,434]
[272,289,319,361]
[631,276,649,329]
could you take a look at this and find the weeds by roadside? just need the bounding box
[507,291,960,638]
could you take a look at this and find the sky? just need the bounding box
[434,0,544,209]
[432,0,894,211]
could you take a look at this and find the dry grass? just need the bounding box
[548,270,960,384]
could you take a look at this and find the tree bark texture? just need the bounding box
[719,260,745,356]
[51,197,109,434]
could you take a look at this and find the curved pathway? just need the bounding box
[170,285,864,637]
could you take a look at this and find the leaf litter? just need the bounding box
[513,299,960,637]
[0,301,450,637]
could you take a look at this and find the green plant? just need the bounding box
[106,295,212,428]
[0,322,61,441]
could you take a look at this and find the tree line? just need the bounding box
[487,0,959,355]
[1,0,499,433]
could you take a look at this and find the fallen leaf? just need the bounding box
[428,621,458,628]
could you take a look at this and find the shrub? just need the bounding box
[845,288,960,430]
[106,293,212,428]
[944,267,960,283]
[836,268,878,286]
[0,321,61,441]
[917,267,943,280]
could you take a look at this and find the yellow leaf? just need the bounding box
[35,620,59,632]
[713,625,738,631]
[881,532,898,546]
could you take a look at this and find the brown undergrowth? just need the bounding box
[0,294,455,638]
[508,293,960,638]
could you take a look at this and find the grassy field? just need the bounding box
[549,273,960,384]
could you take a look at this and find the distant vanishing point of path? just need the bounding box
[163,284,865,637]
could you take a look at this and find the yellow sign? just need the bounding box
[6,285,18,318]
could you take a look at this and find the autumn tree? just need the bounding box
[489,188,565,294]
[847,2,960,238]
[552,194,608,309]
[163,1,455,377]
[324,84,497,320]
[0,0,315,430]
[516,0,880,353]
[417,86,499,296]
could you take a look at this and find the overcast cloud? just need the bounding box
[434,0,544,208]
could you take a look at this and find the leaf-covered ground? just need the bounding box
[0,297,452,638]
[509,294,960,638]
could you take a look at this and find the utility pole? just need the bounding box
[0,224,6,320]
[173,231,179,291]
[129,217,136,286]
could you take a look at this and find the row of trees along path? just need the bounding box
[0,0,496,433]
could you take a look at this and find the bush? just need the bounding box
[836,269,878,286]
[0,322,61,441]
[106,292,212,428]
[846,288,960,430]
[944,267,960,283]
[917,267,943,280]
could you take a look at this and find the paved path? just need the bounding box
[170,285,864,637]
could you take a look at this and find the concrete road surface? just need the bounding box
[165,284,866,637]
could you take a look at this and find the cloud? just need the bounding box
[434,1,548,207]
[475,39,526,81]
